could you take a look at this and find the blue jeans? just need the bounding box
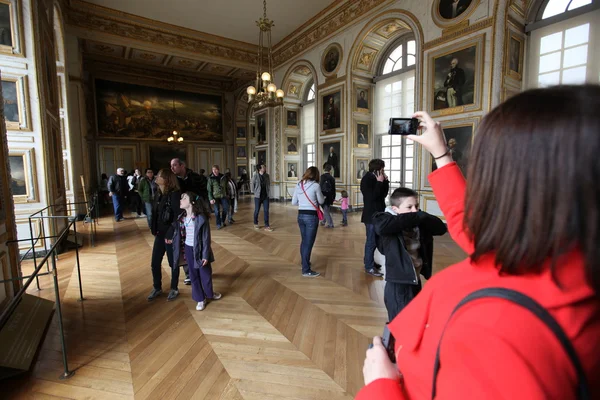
[254,198,270,226]
[144,202,152,229]
[323,205,334,227]
[298,213,319,274]
[212,198,229,227]
[112,194,124,221]
[341,209,348,224]
[364,223,377,271]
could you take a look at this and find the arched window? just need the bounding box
[374,35,417,190]
[306,83,315,102]
[527,0,599,87]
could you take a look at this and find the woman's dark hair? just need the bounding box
[182,191,211,218]
[301,166,320,182]
[156,168,180,194]
[368,159,385,173]
[465,85,600,293]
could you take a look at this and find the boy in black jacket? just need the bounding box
[372,188,447,322]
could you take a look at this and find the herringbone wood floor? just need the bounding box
[3,198,465,399]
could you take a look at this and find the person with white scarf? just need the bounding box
[224,170,238,224]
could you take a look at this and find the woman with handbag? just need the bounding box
[147,168,183,302]
[291,166,325,277]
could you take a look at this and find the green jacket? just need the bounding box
[207,173,227,201]
[138,177,154,203]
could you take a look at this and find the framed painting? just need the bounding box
[236,145,247,159]
[321,138,343,180]
[432,0,480,28]
[429,34,485,116]
[237,165,248,179]
[0,1,15,54]
[285,135,299,154]
[255,111,268,144]
[354,156,369,182]
[506,30,525,80]
[354,121,370,149]
[236,125,246,139]
[320,85,344,135]
[321,43,343,77]
[286,109,298,128]
[149,145,186,173]
[1,76,28,130]
[353,83,372,113]
[286,162,299,181]
[95,78,224,142]
[257,149,267,168]
[9,148,37,203]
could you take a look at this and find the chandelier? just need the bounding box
[167,70,184,143]
[246,0,284,107]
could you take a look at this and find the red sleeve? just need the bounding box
[355,378,405,400]
[428,162,473,254]
[434,301,577,400]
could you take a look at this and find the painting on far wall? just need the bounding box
[236,146,247,158]
[95,79,223,142]
[430,124,473,176]
[322,43,342,75]
[237,165,247,179]
[0,2,13,50]
[355,122,370,148]
[438,0,474,20]
[286,136,298,154]
[1,80,19,128]
[432,44,477,111]
[508,34,524,79]
[322,141,341,179]
[322,90,342,131]
[237,126,246,139]
[286,110,298,127]
[256,113,267,144]
[9,155,26,196]
[286,162,299,180]
[355,157,369,182]
[149,145,186,173]
[257,149,267,167]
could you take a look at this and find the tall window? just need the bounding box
[303,80,316,170]
[307,83,315,101]
[528,0,599,87]
[375,36,416,190]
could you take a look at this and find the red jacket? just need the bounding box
[356,163,600,400]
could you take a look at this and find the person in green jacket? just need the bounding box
[207,165,229,229]
[138,168,156,229]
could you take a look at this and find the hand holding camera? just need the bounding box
[409,111,453,169]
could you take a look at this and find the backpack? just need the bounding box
[322,176,333,195]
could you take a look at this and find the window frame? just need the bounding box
[303,79,316,105]
[374,34,417,83]
[527,0,599,32]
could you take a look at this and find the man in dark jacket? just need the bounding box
[320,163,336,228]
[207,164,229,230]
[372,188,447,321]
[360,159,389,277]
[170,158,208,201]
[107,167,129,222]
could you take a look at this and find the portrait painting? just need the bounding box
[237,165,247,179]
[237,126,246,139]
[508,35,523,78]
[236,146,247,158]
[0,2,13,49]
[256,113,267,143]
[1,79,19,127]
[432,44,477,111]
[286,136,298,154]
[257,150,267,167]
[149,145,186,174]
[322,141,342,179]
[322,90,342,132]
[438,0,474,20]
[95,79,223,141]
[356,123,370,148]
[9,155,26,196]
[323,46,341,74]
[356,87,370,111]
[286,110,298,127]
[355,158,369,182]
[286,162,299,180]
[430,125,473,176]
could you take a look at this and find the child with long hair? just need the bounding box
[169,191,222,311]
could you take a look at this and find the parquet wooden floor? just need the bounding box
[2,198,465,399]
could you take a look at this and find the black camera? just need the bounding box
[389,118,419,136]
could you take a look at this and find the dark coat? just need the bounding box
[151,190,182,236]
[360,172,390,224]
[169,212,214,269]
[320,173,336,206]
[177,168,208,201]
[372,210,447,284]
[107,174,129,196]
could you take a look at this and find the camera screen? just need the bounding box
[389,118,418,135]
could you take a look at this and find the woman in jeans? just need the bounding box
[291,167,324,277]
[147,168,182,302]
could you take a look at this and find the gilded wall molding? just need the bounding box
[423,17,494,51]
[272,0,393,66]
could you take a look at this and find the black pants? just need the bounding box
[384,280,422,322]
[151,233,179,291]
[130,192,143,215]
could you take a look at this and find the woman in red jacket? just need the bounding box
[358,85,600,399]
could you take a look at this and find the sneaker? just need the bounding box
[196,301,206,311]
[167,289,179,301]
[184,278,191,285]
[217,225,223,230]
[147,288,162,301]
[254,224,260,230]
[319,221,326,226]
[264,226,274,232]
[211,292,222,300]
[366,268,384,277]
[137,214,144,218]
[302,271,320,277]
[326,225,334,228]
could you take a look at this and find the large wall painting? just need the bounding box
[95,79,223,142]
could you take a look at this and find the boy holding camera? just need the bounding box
[372,188,447,321]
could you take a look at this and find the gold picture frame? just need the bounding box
[354,156,369,183]
[353,120,371,149]
[320,137,344,182]
[255,110,268,145]
[0,0,19,55]
[429,33,485,117]
[353,82,373,114]
[285,134,299,155]
[285,161,299,181]
[506,29,525,81]
[1,75,29,130]
[431,0,481,29]
[8,147,38,203]
[319,84,345,135]
[236,123,247,139]
[502,85,521,102]
[285,108,299,128]
[235,145,247,160]
[321,42,343,78]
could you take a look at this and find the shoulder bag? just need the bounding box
[301,181,324,221]
[161,193,174,224]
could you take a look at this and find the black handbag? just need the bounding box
[161,194,173,224]
[432,287,589,399]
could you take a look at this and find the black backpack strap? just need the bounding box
[431,287,589,399]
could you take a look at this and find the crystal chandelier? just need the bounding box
[167,70,184,143]
[246,0,284,107]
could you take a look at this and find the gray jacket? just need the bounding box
[292,180,325,211]
[251,172,270,199]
